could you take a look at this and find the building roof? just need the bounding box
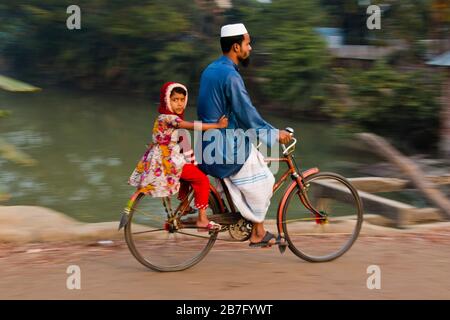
[215,0,232,9]
[315,27,404,60]
[315,27,344,48]
[330,45,401,60]
[427,51,450,67]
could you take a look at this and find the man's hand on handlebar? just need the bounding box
[278,130,292,144]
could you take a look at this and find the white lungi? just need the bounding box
[221,144,275,223]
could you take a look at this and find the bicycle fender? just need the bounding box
[209,184,226,213]
[302,167,319,178]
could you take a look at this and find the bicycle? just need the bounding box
[119,127,364,272]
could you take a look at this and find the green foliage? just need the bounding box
[382,0,433,42]
[326,61,443,151]
[0,110,11,118]
[234,0,330,113]
[258,25,330,113]
[0,1,214,95]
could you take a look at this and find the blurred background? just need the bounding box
[0,0,449,222]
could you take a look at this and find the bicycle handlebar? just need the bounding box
[281,127,297,155]
[256,127,297,155]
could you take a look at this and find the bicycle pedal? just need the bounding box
[276,236,287,254]
[278,244,287,254]
[208,229,221,235]
[118,212,129,231]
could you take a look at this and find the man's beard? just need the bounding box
[239,57,250,68]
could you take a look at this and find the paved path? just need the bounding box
[1,223,450,299]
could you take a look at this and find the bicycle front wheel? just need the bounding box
[124,191,220,272]
[282,172,363,262]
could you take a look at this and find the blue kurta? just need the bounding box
[197,55,279,178]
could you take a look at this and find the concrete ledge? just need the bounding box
[0,206,120,243]
[1,205,449,244]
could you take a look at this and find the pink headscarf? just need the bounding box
[157,82,188,120]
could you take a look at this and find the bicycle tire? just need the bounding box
[124,189,221,272]
[281,172,363,262]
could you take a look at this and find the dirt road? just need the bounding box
[1,223,450,300]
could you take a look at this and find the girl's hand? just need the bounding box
[217,115,228,128]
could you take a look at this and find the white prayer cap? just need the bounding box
[220,23,248,37]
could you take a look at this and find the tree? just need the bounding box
[327,61,443,152]
[233,0,331,113]
[0,1,216,95]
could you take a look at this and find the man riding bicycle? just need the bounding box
[197,23,292,248]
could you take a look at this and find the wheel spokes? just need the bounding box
[132,228,166,235]
[124,191,219,271]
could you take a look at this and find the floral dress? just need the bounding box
[128,114,187,197]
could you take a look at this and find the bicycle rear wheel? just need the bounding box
[282,172,363,262]
[124,190,220,272]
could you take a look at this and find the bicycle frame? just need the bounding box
[207,146,322,236]
[120,141,322,234]
[121,138,363,270]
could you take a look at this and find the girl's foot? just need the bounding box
[196,220,221,231]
